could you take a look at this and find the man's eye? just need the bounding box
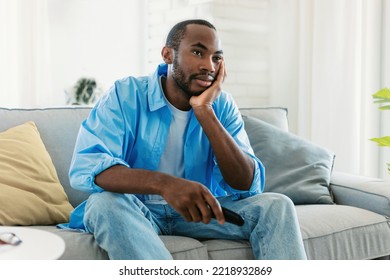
[193,50,202,56]
[213,56,223,62]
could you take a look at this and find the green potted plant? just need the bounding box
[65,78,103,105]
[371,88,390,172]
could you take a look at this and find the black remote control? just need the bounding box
[213,207,245,226]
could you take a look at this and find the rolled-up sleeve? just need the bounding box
[217,156,264,200]
[69,84,130,194]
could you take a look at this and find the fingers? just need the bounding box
[211,60,225,88]
[178,190,224,225]
[174,203,200,223]
[223,60,227,82]
[193,187,224,224]
[187,206,203,223]
[209,60,226,96]
[203,193,225,225]
[162,179,224,225]
[185,201,224,225]
[218,59,226,84]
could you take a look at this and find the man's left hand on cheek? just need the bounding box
[190,60,227,110]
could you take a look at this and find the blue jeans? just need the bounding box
[83,192,307,260]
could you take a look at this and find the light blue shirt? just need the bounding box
[63,63,264,230]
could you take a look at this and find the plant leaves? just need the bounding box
[373,88,390,99]
[373,88,390,111]
[372,88,390,172]
[370,136,390,147]
[374,100,390,104]
[379,105,390,110]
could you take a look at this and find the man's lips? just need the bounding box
[193,75,214,87]
[195,79,212,87]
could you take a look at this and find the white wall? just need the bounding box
[48,0,145,102]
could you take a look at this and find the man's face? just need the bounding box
[170,24,223,97]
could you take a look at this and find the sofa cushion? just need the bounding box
[0,107,91,208]
[0,122,73,225]
[159,236,208,260]
[296,204,390,259]
[243,115,335,204]
[202,239,254,260]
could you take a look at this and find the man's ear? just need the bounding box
[161,47,174,64]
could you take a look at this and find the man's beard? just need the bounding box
[171,59,204,98]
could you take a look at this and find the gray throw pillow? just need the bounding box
[243,115,335,204]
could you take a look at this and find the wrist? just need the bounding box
[154,172,171,196]
[192,105,214,119]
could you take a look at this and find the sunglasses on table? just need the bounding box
[0,232,22,246]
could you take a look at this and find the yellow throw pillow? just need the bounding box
[0,121,74,225]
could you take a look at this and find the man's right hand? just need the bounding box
[160,177,225,225]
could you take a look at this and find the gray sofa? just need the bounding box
[1,106,390,260]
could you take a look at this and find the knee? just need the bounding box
[248,192,294,206]
[84,192,142,232]
[85,192,141,219]
[87,191,122,209]
[261,193,297,220]
[246,192,296,217]
[265,192,295,206]
[266,192,294,207]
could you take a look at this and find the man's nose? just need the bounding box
[200,57,216,73]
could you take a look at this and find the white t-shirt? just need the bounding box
[144,77,191,204]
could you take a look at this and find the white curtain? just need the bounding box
[0,0,52,108]
[380,0,390,180]
[269,0,388,179]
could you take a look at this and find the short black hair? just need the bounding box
[165,19,216,51]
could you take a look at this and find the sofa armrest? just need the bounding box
[330,171,390,217]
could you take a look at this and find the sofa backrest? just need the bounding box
[240,107,289,132]
[0,106,288,207]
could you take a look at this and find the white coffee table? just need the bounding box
[0,226,65,260]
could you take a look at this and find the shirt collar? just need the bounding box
[148,63,169,112]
